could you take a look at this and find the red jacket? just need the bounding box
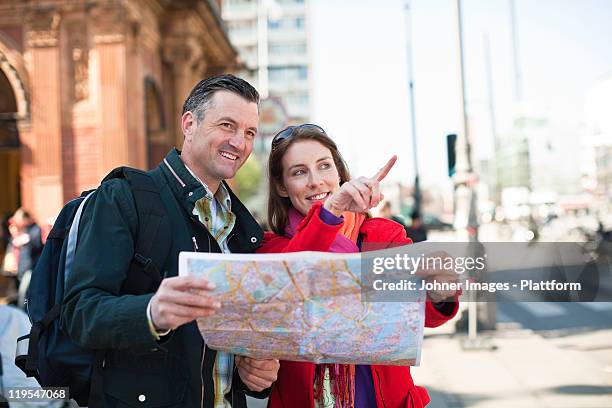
[258,203,459,408]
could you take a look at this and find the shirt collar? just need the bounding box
[183,162,232,211]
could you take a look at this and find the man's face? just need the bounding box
[182,90,259,189]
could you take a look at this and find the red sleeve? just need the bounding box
[424,293,461,327]
[257,202,342,253]
[358,217,412,252]
[376,218,460,328]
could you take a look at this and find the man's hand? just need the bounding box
[149,276,220,331]
[235,356,279,392]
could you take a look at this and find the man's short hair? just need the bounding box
[182,74,259,123]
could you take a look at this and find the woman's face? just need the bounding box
[279,139,341,216]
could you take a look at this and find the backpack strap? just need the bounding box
[14,303,60,380]
[103,167,172,293]
[64,193,95,286]
[21,303,61,376]
[86,168,172,408]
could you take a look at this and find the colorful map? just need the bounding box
[179,251,425,365]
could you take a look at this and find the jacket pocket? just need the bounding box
[102,352,187,408]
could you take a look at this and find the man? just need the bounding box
[61,75,279,407]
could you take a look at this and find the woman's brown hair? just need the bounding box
[267,127,351,235]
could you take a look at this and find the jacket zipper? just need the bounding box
[191,234,205,408]
[193,223,228,407]
[192,236,199,251]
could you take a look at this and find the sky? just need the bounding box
[310,0,612,190]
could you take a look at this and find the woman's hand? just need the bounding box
[417,251,460,303]
[425,270,460,303]
[324,156,397,216]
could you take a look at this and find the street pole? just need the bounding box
[509,0,523,104]
[483,33,500,206]
[482,33,498,330]
[452,0,477,241]
[452,0,493,349]
[404,0,421,215]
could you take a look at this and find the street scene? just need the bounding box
[1,0,612,407]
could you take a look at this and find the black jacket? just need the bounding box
[61,149,265,407]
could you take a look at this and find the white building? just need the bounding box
[222,0,311,128]
[585,73,612,202]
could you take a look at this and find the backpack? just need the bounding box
[15,167,171,407]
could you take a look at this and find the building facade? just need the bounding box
[221,0,311,127]
[0,0,238,223]
[586,73,612,202]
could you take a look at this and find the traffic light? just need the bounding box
[447,134,457,177]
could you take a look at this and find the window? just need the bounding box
[297,66,307,80]
[268,66,308,81]
[267,16,306,30]
[268,42,307,55]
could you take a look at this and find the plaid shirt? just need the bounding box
[186,166,236,408]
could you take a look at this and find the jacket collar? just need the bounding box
[161,148,210,209]
[159,148,263,252]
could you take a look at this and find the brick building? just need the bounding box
[0,0,238,224]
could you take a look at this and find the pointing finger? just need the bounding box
[373,156,397,182]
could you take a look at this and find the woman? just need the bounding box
[258,124,460,408]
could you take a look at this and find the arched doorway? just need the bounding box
[0,67,20,302]
[0,67,20,225]
[0,38,28,300]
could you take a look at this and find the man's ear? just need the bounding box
[182,111,195,140]
[277,184,289,198]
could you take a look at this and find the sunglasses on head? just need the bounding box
[271,124,326,150]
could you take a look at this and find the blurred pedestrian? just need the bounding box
[407,210,427,243]
[379,201,428,242]
[3,209,42,309]
[379,201,409,230]
[0,305,64,407]
[1,218,19,304]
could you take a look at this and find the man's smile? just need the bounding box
[220,151,239,161]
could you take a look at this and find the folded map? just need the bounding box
[178,251,425,365]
